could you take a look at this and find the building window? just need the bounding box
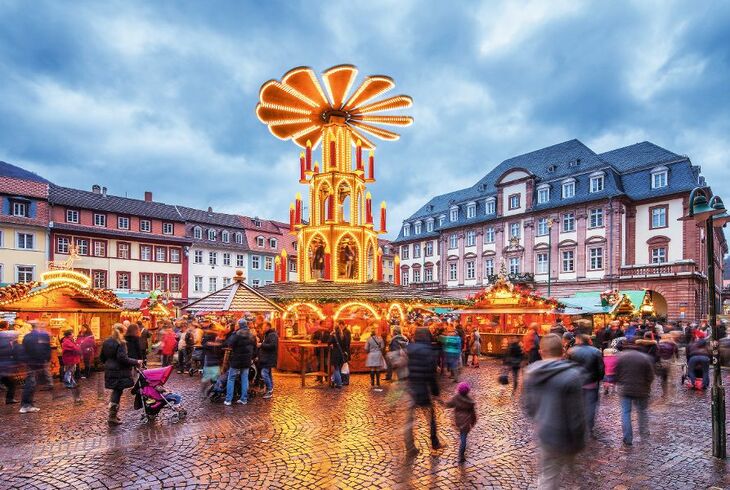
[140,273,153,291]
[650,205,668,229]
[448,262,457,281]
[220,230,229,243]
[269,238,277,249]
[589,208,604,228]
[155,247,167,262]
[651,168,668,189]
[509,257,520,275]
[169,275,181,293]
[562,180,575,199]
[289,260,297,272]
[169,248,181,263]
[140,245,152,261]
[208,277,217,292]
[562,250,575,273]
[17,233,34,250]
[485,227,495,243]
[16,265,34,283]
[117,242,130,259]
[466,230,476,247]
[223,253,231,266]
[401,245,410,260]
[414,222,422,234]
[193,250,203,264]
[11,201,28,217]
[589,247,604,270]
[264,256,273,271]
[235,232,243,244]
[651,247,667,264]
[413,268,421,283]
[536,253,549,274]
[536,218,549,236]
[426,220,434,232]
[485,199,496,215]
[209,252,218,266]
[92,270,107,289]
[93,213,106,227]
[256,236,265,247]
[484,259,494,277]
[537,186,550,204]
[117,272,130,290]
[509,222,520,239]
[562,213,575,233]
[236,254,245,267]
[589,174,604,193]
[508,194,520,210]
[252,279,261,287]
[424,266,433,282]
[93,240,106,257]
[403,224,410,237]
[425,241,434,256]
[465,260,475,280]
[66,209,79,223]
[222,277,232,287]
[252,256,261,269]
[154,274,166,290]
[118,216,130,229]
[466,203,476,218]
[75,238,89,256]
[193,226,202,239]
[57,236,70,254]
[208,229,217,241]
[402,270,409,286]
[438,215,446,227]
[140,220,151,233]
[162,223,174,235]
[193,276,203,293]
[449,234,458,249]
[450,207,459,222]
[413,244,421,258]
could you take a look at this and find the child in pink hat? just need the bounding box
[445,382,477,463]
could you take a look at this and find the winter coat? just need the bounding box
[202,333,223,367]
[328,329,348,366]
[78,334,96,359]
[99,338,138,390]
[160,330,177,356]
[440,334,461,356]
[389,334,409,352]
[124,335,144,361]
[61,336,82,365]
[22,329,51,370]
[364,335,385,368]
[522,331,539,353]
[445,393,477,432]
[226,328,256,370]
[567,344,605,385]
[258,328,279,368]
[522,359,586,455]
[603,354,618,376]
[688,339,710,359]
[0,330,20,377]
[615,349,655,398]
[407,335,440,407]
[471,330,481,354]
[504,342,523,368]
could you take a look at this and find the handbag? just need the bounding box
[341,362,350,375]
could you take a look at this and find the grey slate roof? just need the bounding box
[0,161,49,183]
[176,206,246,228]
[49,184,183,221]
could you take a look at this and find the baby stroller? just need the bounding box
[133,365,187,424]
[208,363,260,402]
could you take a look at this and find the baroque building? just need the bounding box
[393,139,727,320]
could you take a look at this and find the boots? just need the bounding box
[108,402,122,425]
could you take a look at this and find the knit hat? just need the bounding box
[457,382,470,395]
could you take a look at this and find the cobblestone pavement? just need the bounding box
[0,360,728,489]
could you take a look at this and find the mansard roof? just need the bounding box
[0,161,50,184]
[176,205,246,228]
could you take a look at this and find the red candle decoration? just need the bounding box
[365,192,373,224]
[305,139,312,171]
[299,152,306,182]
[280,250,288,283]
[329,140,336,169]
[380,201,387,232]
[327,194,335,222]
[289,203,295,232]
[394,255,401,285]
[324,246,331,280]
[313,161,319,174]
[377,248,383,281]
[368,150,375,181]
[295,192,302,224]
[356,140,363,173]
[274,256,281,282]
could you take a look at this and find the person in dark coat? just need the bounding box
[20,322,52,414]
[341,323,352,385]
[503,341,523,392]
[259,322,278,399]
[445,381,477,464]
[523,334,586,489]
[328,324,347,388]
[99,323,142,425]
[0,322,20,404]
[405,327,442,457]
[615,344,655,445]
[223,319,256,405]
[124,323,144,361]
[687,338,710,389]
[567,334,605,437]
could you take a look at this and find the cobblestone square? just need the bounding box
[0,360,728,489]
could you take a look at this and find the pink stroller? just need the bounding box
[132,365,187,424]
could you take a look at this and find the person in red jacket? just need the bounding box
[61,329,82,402]
[160,326,177,367]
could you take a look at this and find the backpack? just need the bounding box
[657,341,676,360]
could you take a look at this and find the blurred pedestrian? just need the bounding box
[657,334,678,398]
[100,324,142,425]
[328,322,347,389]
[445,381,477,464]
[177,323,194,374]
[504,340,523,392]
[440,325,462,382]
[20,322,52,414]
[223,319,255,405]
[470,328,481,367]
[386,326,409,381]
[61,329,82,403]
[259,321,278,399]
[138,320,150,362]
[160,325,177,367]
[687,337,710,390]
[523,323,541,364]
[77,325,96,379]
[0,322,20,404]
[615,343,654,445]
[523,334,586,490]
[200,326,223,398]
[567,334,604,437]
[364,325,385,390]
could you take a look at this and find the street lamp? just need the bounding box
[680,187,728,459]
[547,218,556,297]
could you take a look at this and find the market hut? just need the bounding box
[559,289,657,330]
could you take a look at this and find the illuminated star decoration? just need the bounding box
[255,64,413,150]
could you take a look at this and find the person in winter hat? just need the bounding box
[445,382,477,463]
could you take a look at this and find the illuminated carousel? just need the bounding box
[252,64,465,374]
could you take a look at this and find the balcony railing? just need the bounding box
[619,261,700,278]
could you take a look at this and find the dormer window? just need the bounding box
[562,179,576,199]
[438,215,446,227]
[269,238,278,249]
[426,219,434,232]
[221,230,230,243]
[589,172,605,193]
[466,202,476,218]
[11,201,28,217]
[256,236,265,247]
[208,229,217,241]
[414,221,422,234]
[403,224,411,237]
[508,194,520,210]
[547,165,556,173]
[193,226,202,239]
[485,198,496,215]
[537,185,550,204]
[235,232,243,244]
[651,166,668,189]
[450,206,459,222]
[253,218,261,227]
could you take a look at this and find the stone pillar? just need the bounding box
[576,208,587,278]
[457,231,465,285]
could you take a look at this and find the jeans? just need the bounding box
[621,396,649,444]
[459,430,468,460]
[583,387,599,433]
[22,369,43,406]
[261,367,273,392]
[538,447,575,490]
[225,367,249,403]
[688,355,710,389]
[511,366,520,391]
[83,355,93,378]
[331,363,342,387]
[162,354,174,367]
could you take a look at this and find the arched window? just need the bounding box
[208,229,217,241]
[235,232,243,244]
[221,230,230,243]
[193,226,202,240]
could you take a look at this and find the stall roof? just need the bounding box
[184,277,282,313]
[560,290,646,315]
[0,282,122,312]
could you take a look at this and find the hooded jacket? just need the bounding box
[522,359,586,454]
[445,393,477,432]
[615,348,655,398]
[567,344,604,385]
[226,328,256,369]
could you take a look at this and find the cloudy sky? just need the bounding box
[1,1,729,236]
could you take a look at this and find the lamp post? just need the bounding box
[680,187,730,459]
[547,218,556,297]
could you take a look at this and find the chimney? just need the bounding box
[144,191,153,202]
[92,184,101,194]
[101,187,107,197]
[207,206,213,213]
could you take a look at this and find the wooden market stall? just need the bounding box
[559,289,656,332]
[452,275,563,355]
